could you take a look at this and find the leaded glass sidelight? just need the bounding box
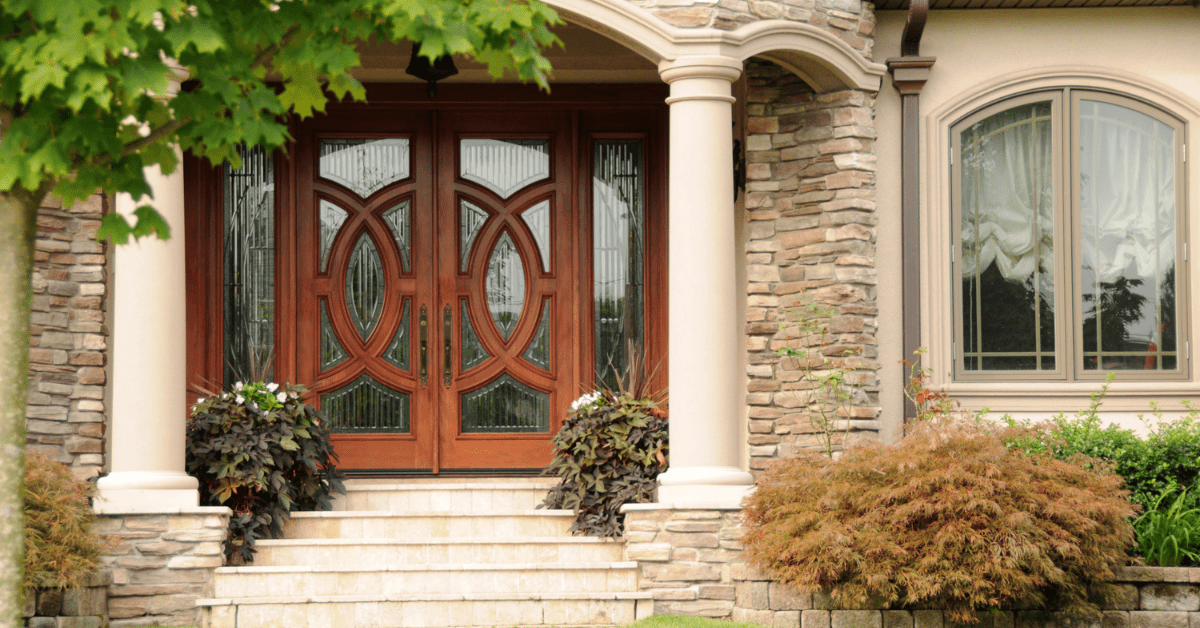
[593,139,646,387]
[383,299,411,370]
[1079,99,1178,371]
[345,233,385,341]
[322,373,410,432]
[382,201,411,273]
[319,138,410,198]
[461,373,549,433]
[959,101,1056,372]
[460,139,550,199]
[461,299,490,371]
[460,200,488,272]
[320,300,348,371]
[522,200,551,273]
[319,200,348,273]
[523,298,551,371]
[486,232,525,340]
[223,145,275,384]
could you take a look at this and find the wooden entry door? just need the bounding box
[296,110,576,473]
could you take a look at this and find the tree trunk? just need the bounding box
[0,190,42,628]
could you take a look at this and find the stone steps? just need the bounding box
[199,479,645,628]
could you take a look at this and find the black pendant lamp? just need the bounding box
[405,43,458,99]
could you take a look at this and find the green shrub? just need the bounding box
[743,420,1136,624]
[23,452,104,589]
[186,381,343,563]
[541,391,668,537]
[1132,486,1200,567]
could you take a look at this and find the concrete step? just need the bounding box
[200,592,652,628]
[331,481,556,513]
[211,562,639,598]
[250,537,625,568]
[282,510,576,540]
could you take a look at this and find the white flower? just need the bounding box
[196,397,205,404]
[570,391,603,413]
[267,383,279,393]
[276,392,288,403]
[234,381,244,391]
[235,395,245,404]
[289,391,300,400]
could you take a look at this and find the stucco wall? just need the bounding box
[874,9,1200,423]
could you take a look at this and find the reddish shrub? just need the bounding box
[742,420,1137,623]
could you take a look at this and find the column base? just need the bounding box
[95,471,200,513]
[657,466,754,509]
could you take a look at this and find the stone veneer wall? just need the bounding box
[742,58,882,471]
[624,506,1200,627]
[623,0,874,55]
[23,572,112,628]
[27,193,109,480]
[96,509,231,627]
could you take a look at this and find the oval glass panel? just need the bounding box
[322,373,410,433]
[345,233,385,341]
[319,200,348,273]
[319,138,410,198]
[485,232,525,340]
[460,139,550,199]
[382,201,411,273]
[461,373,549,433]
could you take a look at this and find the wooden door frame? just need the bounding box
[184,83,670,474]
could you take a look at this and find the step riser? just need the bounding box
[207,598,645,628]
[283,515,574,539]
[332,489,548,513]
[212,570,638,598]
[252,543,625,567]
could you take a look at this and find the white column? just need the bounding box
[656,56,754,508]
[95,156,199,512]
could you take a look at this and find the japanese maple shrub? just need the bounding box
[742,419,1136,624]
[186,382,343,563]
[23,453,104,589]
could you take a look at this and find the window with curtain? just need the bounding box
[952,90,1186,380]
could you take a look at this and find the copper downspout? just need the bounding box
[886,1,935,422]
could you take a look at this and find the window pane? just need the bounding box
[223,145,275,384]
[593,140,646,386]
[461,373,549,433]
[322,373,410,433]
[486,232,525,340]
[1079,100,1177,371]
[319,138,410,198]
[460,139,550,199]
[959,102,1056,371]
[345,233,385,341]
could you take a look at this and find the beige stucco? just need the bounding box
[875,8,1200,425]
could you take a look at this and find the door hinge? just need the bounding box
[949,147,954,166]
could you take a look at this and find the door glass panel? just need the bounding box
[522,200,551,273]
[319,200,348,273]
[460,139,550,199]
[461,373,549,433]
[320,300,348,371]
[523,298,551,371]
[460,200,488,272]
[319,138,410,198]
[383,298,411,370]
[345,233,385,341]
[461,299,490,371]
[1079,99,1177,371]
[223,144,275,384]
[323,373,410,432]
[958,101,1056,371]
[382,201,411,273]
[486,232,525,340]
[593,139,647,387]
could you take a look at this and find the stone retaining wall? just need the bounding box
[27,192,110,480]
[624,504,1200,627]
[96,508,231,627]
[23,572,111,628]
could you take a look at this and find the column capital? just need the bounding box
[658,56,743,91]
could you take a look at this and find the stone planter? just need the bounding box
[23,571,111,628]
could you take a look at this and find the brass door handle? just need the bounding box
[419,305,428,388]
[443,305,453,388]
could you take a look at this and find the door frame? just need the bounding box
[184,83,670,475]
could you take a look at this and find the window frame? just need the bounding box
[949,87,1189,383]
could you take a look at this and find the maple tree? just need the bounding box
[0,0,559,625]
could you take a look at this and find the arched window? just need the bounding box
[951,90,1187,381]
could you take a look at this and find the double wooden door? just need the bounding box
[296,110,577,473]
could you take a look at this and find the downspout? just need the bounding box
[886,1,935,423]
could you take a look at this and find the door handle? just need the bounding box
[443,305,453,388]
[419,305,428,388]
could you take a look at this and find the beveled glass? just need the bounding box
[382,201,411,273]
[460,139,550,199]
[523,298,551,371]
[461,299,489,371]
[461,373,549,433]
[319,138,410,198]
[319,200,348,273]
[486,232,525,340]
[345,233,385,341]
[522,200,551,272]
[593,140,646,387]
[320,300,348,371]
[383,299,411,370]
[322,373,410,433]
[223,144,275,384]
[460,200,488,272]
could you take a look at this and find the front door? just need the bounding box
[296,109,577,473]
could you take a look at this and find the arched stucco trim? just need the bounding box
[542,0,886,92]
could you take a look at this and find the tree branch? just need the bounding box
[74,116,190,170]
[251,25,302,73]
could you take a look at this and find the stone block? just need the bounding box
[804,610,833,628]
[1130,611,1190,628]
[107,596,148,619]
[771,582,813,610]
[28,617,56,628]
[658,600,734,617]
[1104,611,1131,628]
[700,585,736,600]
[23,589,35,618]
[833,610,883,628]
[628,543,672,561]
[775,611,803,628]
[913,610,944,628]
[146,594,198,615]
[736,608,777,626]
[1142,585,1200,611]
[652,588,699,601]
[37,589,63,616]
[61,587,106,616]
[56,617,103,628]
[1110,585,1141,610]
[644,563,722,582]
[166,556,222,569]
[738,581,771,609]
[732,563,771,582]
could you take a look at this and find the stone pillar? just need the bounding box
[656,56,755,507]
[95,151,199,513]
